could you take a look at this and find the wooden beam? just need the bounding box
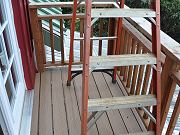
[38,13,85,20]
[91,9,156,18]
[29,2,115,8]
[88,94,157,112]
[90,54,156,68]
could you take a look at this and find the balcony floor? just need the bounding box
[30,67,147,135]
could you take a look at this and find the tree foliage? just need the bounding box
[126,0,180,43]
[160,0,180,42]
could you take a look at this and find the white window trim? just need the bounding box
[0,0,26,135]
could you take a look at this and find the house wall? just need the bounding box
[11,0,36,90]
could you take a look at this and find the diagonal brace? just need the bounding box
[87,111,105,130]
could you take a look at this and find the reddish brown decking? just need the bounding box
[30,67,147,135]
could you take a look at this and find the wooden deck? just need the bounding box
[30,67,147,135]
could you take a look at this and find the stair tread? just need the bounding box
[90,54,156,68]
[91,8,156,18]
[88,94,157,112]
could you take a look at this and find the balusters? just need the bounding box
[130,44,142,95]
[49,19,55,63]
[90,25,93,56]
[141,65,152,95]
[119,29,125,76]
[126,39,137,88]
[123,34,132,82]
[107,18,116,55]
[98,19,103,56]
[80,18,84,61]
[135,49,146,95]
[60,19,65,64]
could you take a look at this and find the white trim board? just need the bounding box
[19,90,34,135]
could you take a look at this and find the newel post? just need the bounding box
[29,8,44,72]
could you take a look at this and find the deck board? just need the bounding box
[89,75,114,135]
[73,72,99,135]
[103,73,144,133]
[62,68,81,135]
[31,67,147,135]
[52,69,68,135]
[93,73,128,134]
[39,71,53,135]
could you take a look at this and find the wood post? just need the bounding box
[29,8,44,72]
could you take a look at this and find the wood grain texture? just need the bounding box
[29,2,115,8]
[61,68,81,135]
[39,71,53,135]
[52,70,68,135]
[88,94,156,112]
[91,9,156,18]
[90,54,156,68]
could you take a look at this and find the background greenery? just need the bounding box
[126,0,180,43]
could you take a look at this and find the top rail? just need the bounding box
[29,2,115,8]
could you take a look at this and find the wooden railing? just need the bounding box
[29,2,180,134]
[29,2,115,71]
[118,16,180,134]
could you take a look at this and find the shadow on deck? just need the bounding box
[30,67,147,135]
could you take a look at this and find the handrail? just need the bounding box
[29,2,115,8]
[28,2,180,134]
[127,17,180,65]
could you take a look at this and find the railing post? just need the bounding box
[29,8,44,72]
